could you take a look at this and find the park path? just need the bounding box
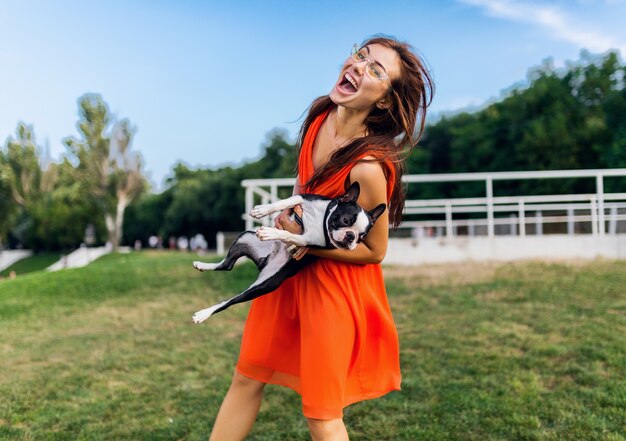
[47,246,113,271]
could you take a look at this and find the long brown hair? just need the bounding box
[296,36,434,228]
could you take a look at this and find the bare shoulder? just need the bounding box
[349,156,387,208]
[350,156,386,183]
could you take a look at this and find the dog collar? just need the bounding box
[293,211,304,229]
[322,199,339,248]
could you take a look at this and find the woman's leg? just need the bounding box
[209,370,266,441]
[306,418,349,441]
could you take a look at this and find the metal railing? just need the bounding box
[242,168,626,237]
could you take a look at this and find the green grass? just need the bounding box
[0,252,624,440]
[0,253,60,278]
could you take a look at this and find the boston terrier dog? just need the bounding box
[191,182,386,323]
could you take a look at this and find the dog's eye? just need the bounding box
[341,217,349,225]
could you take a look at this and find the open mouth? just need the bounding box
[337,73,358,94]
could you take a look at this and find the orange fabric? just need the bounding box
[236,109,401,420]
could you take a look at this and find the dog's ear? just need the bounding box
[340,182,360,203]
[368,203,387,224]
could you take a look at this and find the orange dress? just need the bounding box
[236,109,401,420]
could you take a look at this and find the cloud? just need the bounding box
[459,0,626,54]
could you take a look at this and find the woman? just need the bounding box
[209,36,433,441]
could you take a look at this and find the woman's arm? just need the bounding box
[292,175,302,196]
[307,159,389,264]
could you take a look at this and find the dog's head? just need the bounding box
[326,182,386,250]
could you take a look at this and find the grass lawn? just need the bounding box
[0,251,624,440]
[0,253,60,278]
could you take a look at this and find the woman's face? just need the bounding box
[329,43,401,112]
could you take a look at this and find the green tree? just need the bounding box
[123,190,173,246]
[408,50,626,200]
[123,130,298,248]
[0,150,15,244]
[64,94,146,251]
[0,123,59,247]
[2,123,56,207]
[29,160,105,251]
[159,164,245,247]
[0,123,103,251]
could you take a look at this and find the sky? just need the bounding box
[1,0,625,191]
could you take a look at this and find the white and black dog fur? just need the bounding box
[191,182,386,323]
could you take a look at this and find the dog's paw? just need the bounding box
[193,261,219,272]
[256,226,281,241]
[250,204,273,219]
[192,309,211,323]
[193,301,227,323]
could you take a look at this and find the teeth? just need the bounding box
[344,73,358,90]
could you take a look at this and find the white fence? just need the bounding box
[242,168,626,237]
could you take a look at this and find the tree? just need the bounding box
[64,94,146,251]
[0,149,14,244]
[0,123,59,247]
[408,50,626,200]
[0,123,101,251]
[123,130,300,248]
[2,123,57,207]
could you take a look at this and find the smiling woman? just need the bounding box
[304,37,433,229]
[207,35,433,441]
[338,46,391,93]
[336,46,390,98]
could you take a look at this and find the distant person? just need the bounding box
[149,235,158,248]
[177,236,189,251]
[207,36,433,441]
[191,233,208,252]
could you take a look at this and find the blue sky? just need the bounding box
[1,0,625,190]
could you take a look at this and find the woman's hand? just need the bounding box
[274,205,304,235]
[273,205,308,260]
